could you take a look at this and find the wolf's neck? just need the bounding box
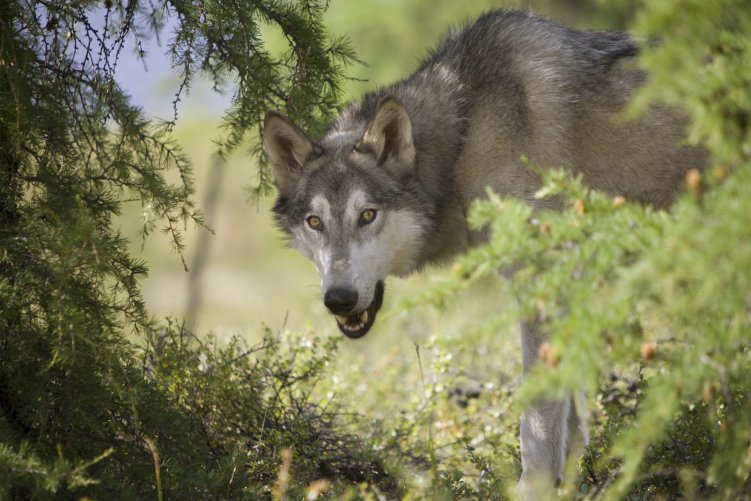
[397,63,472,267]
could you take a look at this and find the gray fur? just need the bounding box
[263,9,705,496]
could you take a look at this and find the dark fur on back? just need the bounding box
[331,11,638,128]
[424,10,638,89]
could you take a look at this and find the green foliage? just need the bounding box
[316,327,523,500]
[1,320,397,498]
[139,324,397,498]
[165,0,357,194]
[447,162,750,498]
[0,0,380,498]
[436,162,750,497]
[628,0,751,166]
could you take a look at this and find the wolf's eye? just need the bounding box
[306,215,322,231]
[359,209,377,225]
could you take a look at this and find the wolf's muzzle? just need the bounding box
[333,281,385,339]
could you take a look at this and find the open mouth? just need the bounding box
[333,281,384,339]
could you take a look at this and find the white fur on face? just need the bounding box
[294,189,424,312]
[340,207,423,311]
[350,208,424,277]
[308,194,333,275]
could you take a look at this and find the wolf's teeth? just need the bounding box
[360,311,368,323]
[335,315,347,324]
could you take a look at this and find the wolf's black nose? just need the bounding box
[324,288,358,315]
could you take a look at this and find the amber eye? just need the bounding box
[360,209,377,225]
[306,215,322,231]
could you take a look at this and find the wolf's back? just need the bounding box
[423,10,638,96]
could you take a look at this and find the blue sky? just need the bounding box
[112,13,231,122]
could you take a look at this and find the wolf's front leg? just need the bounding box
[516,320,586,498]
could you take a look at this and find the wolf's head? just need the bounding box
[263,97,429,338]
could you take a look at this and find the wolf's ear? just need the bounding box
[356,96,415,169]
[263,111,319,193]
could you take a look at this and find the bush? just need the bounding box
[1,320,397,498]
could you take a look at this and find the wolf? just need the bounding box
[262,9,704,495]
